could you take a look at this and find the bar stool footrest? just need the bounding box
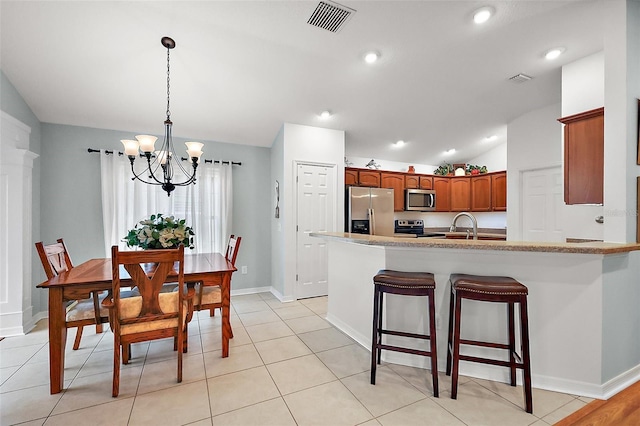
[459,338,510,350]
[380,329,431,340]
[459,354,524,369]
[378,343,433,358]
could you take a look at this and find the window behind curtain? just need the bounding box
[100,151,232,255]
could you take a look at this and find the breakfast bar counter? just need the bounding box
[311,232,640,399]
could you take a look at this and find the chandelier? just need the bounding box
[120,36,204,196]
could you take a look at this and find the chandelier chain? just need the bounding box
[166,46,171,120]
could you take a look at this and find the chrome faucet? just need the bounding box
[450,212,478,240]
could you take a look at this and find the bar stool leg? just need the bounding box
[446,284,455,376]
[520,296,533,414]
[508,302,516,386]
[428,288,439,397]
[376,289,384,365]
[450,293,462,399]
[370,285,380,385]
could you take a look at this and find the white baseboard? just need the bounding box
[269,287,295,303]
[230,286,271,296]
[326,311,640,399]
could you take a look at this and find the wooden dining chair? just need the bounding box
[104,245,193,397]
[35,238,107,350]
[194,235,241,333]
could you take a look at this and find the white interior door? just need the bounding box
[522,166,563,242]
[296,163,335,299]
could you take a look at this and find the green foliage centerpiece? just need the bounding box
[124,214,194,249]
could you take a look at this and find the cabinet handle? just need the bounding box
[595,215,604,224]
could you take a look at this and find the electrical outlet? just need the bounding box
[241,266,247,274]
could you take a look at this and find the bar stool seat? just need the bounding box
[371,270,438,397]
[446,273,532,413]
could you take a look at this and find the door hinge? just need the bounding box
[296,274,298,281]
[296,225,298,232]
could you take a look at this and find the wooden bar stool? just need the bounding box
[446,273,532,413]
[371,269,438,397]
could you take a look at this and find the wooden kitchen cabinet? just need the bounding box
[558,107,604,205]
[357,170,381,187]
[405,174,420,189]
[470,174,491,211]
[450,177,471,211]
[419,176,433,190]
[491,172,507,211]
[433,177,451,212]
[345,168,358,185]
[381,172,405,211]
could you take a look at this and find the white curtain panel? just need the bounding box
[100,151,232,255]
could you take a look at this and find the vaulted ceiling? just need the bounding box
[0,1,604,165]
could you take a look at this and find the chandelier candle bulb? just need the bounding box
[185,142,204,160]
[135,135,158,153]
[121,139,140,156]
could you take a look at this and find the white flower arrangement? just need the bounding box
[124,214,194,249]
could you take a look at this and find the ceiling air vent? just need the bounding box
[307,1,355,33]
[508,73,533,83]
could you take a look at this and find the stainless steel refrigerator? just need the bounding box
[346,187,395,236]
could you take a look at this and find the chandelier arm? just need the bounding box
[126,155,164,185]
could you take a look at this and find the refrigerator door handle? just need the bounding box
[368,208,375,235]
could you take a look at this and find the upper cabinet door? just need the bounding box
[380,172,405,211]
[558,108,604,205]
[433,177,451,212]
[405,174,420,189]
[419,176,433,190]
[450,177,471,211]
[471,175,491,211]
[358,170,381,187]
[491,172,507,211]
[345,168,358,186]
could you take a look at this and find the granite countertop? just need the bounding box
[310,232,640,255]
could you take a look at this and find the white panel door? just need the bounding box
[296,163,335,299]
[522,166,563,242]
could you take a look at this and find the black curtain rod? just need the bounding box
[87,148,242,166]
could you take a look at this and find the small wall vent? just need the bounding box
[307,1,355,33]
[508,73,533,83]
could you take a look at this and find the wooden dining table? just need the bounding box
[37,252,236,394]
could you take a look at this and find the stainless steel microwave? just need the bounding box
[405,189,436,211]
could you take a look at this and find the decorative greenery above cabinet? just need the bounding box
[345,167,506,212]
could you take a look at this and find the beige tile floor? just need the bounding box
[1,292,592,426]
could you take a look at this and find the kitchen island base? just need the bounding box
[322,236,640,400]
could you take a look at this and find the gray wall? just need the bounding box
[1,70,44,312]
[3,67,273,317]
[39,123,272,301]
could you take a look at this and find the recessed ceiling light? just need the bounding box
[545,47,566,60]
[473,7,494,24]
[319,110,332,119]
[444,148,456,155]
[393,140,405,148]
[364,51,380,64]
[484,135,497,142]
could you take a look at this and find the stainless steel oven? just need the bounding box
[405,189,436,211]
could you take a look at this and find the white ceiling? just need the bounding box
[0,0,604,166]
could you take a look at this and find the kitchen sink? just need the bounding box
[417,232,446,238]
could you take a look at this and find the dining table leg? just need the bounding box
[221,272,231,357]
[48,287,67,394]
